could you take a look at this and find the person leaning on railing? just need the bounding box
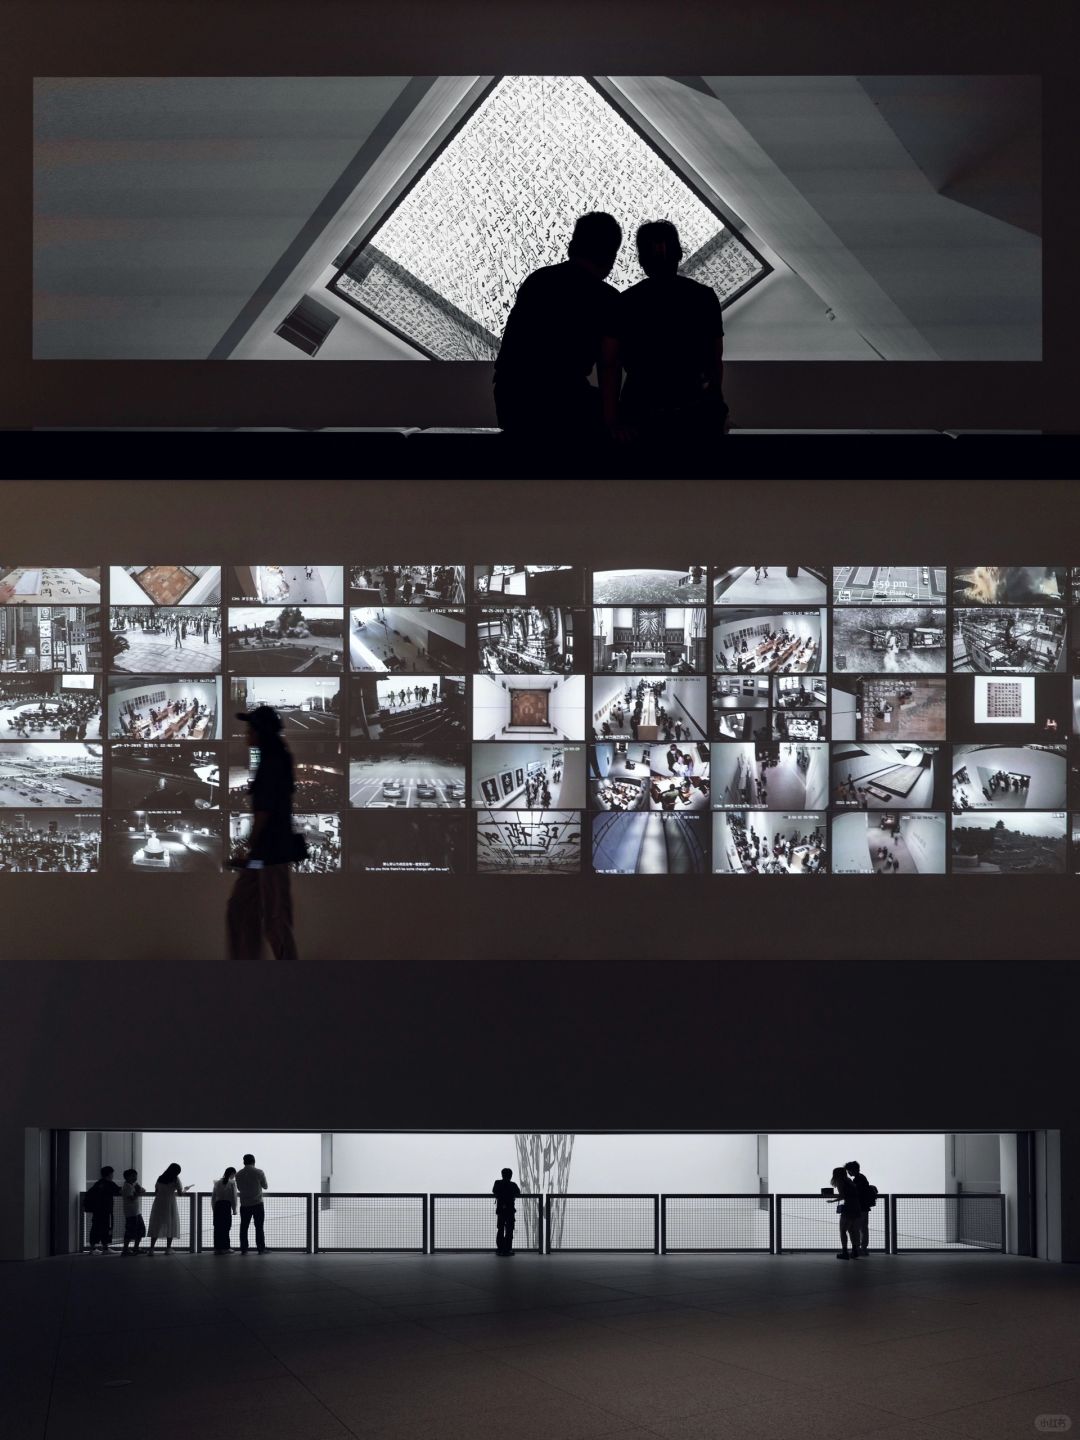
[828,1165,865,1260]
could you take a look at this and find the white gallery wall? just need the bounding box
[768,1133,947,1194]
[141,1132,321,1192]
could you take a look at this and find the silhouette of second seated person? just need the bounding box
[494,212,727,443]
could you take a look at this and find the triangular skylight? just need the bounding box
[330,75,770,359]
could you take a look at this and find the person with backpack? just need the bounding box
[828,1165,865,1260]
[84,1166,121,1253]
[846,1160,878,1257]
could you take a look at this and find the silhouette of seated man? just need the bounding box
[493,211,623,439]
[603,219,728,443]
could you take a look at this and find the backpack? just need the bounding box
[864,1182,878,1210]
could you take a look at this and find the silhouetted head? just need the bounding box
[568,212,622,278]
[236,705,282,744]
[846,1161,861,1175]
[636,220,683,279]
[221,1167,237,1182]
[123,1168,138,1181]
[158,1163,181,1184]
[501,1168,513,1179]
[243,1154,255,1166]
[100,1166,114,1178]
[830,1166,848,1187]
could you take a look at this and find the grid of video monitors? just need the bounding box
[2,562,1079,875]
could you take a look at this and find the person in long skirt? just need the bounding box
[147,1163,191,1253]
[212,1167,239,1254]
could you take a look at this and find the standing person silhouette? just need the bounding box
[236,1154,269,1255]
[227,705,302,961]
[603,220,728,444]
[492,1166,522,1256]
[493,212,623,440]
[845,1160,877,1256]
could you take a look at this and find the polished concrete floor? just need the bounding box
[3,1252,1079,1440]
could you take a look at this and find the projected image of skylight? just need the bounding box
[331,75,769,359]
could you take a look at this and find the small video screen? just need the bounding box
[832,565,946,605]
[476,810,581,873]
[111,744,222,810]
[349,565,465,606]
[472,743,585,809]
[229,812,342,873]
[106,811,224,872]
[0,566,101,604]
[0,743,103,808]
[713,609,826,673]
[0,606,101,673]
[478,607,578,675]
[773,675,827,709]
[711,740,827,809]
[713,812,827,874]
[228,607,344,674]
[593,607,705,673]
[592,812,708,874]
[713,565,827,605]
[772,710,826,742]
[832,812,947,874]
[592,567,707,604]
[473,673,585,740]
[953,608,1066,673]
[109,565,221,606]
[833,607,947,673]
[228,676,340,737]
[948,675,1070,743]
[349,607,465,673]
[288,740,345,811]
[714,675,770,712]
[228,565,343,605]
[349,745,465,809]
[1075,679,1080,735]
[832,676,948,742]
[0,811,101,872]
[350,674,465,742]
[1072,569,1080,605]
[647,742,712,812]
[107,676,221,741]
[952,566,1067,606]
[830,744,945,810]
[951,744,1066,812]
[593,675,708,743]
[349,810,465,874]
[589,742,651,811]
[0,673,102,740]
[108,606,221,674]
[227,743,254,810]
[473,566,583,606]
[951,811,1067,874]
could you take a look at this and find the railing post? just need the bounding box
[881,1193,890,1254]
[429,1195,436,1254]
[653,1194,661,1254]
[775,1195,783,1254]
[305,1194,313,1254]
[312,1194,320,1253]
[195,1192,204,1253]
[536,1194,544,1254]
[768,1194,776,1254]
[660,1195,667,1255]
[545,1194,552,1255]
[187,1193,196,1252]
[422,1194,429,1254]
[999,1193,1007,1254]
[889,1194,898,1254]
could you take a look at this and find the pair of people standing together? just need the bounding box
[211,1154,270,1254]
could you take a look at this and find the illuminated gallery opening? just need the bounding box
[65,1130,1029,1256]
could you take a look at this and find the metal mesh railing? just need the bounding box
[196,1192,311,1252]
[662,1194,773,1252]
[546,1194,659,1252]
[81,1191,195,1252]
[314,1193,426,1252]
[891,1194,1005,1252]
[776,1193,890,1253]
[430,1193,542,1252]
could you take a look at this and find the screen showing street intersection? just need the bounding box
[1,558,1078,878]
